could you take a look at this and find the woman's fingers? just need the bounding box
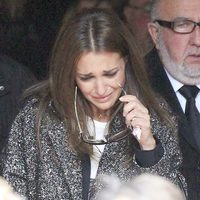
[119,95,155,150]
[119,95,148,117]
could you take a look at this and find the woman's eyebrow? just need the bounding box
[77,66,120,76]
[77,72,93,76]
[103,66,119,73]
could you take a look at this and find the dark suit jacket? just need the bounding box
[145,48,200,200]
[0,55,36,168]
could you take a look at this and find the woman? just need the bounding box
[2,8,186,200]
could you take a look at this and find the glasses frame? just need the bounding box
[154,19,200,34]
[74,85,130,145]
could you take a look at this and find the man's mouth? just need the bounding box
[187,54,200,63]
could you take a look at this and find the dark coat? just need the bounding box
[145,48,200,200]
[0,55,36,158]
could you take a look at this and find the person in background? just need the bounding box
[146,0,200,199]
[63,0,112,23]
[0,0,41,78]
[123,0,153,55]
[97,173,186,200]
[0,0,71,80]
[3,8,186,200]
[66,0,153,56]
[0,54,36,174]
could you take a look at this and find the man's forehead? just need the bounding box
[157,0,200,20]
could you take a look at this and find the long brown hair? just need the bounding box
[26,8,170,156]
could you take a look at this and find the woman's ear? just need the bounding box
[148,22,160,49]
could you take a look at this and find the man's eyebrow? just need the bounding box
[173,17,190,21]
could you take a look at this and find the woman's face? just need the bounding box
[75,51,126,116]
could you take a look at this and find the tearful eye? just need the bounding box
[104,71,118,77]
[79,76,93,81]
[80,77,91,81]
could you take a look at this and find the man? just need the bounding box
[146,0,200,199]
[0,55,36,173]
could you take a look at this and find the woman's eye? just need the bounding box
[104,71,118,77]
[79,76,93,81]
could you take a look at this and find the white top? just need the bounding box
[165,69,200,113]
[87,119,107,179]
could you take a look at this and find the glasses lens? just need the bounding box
[81,134,108,145]
[174,20,194,33]
[106,128,130,142]
[81,127,129,145]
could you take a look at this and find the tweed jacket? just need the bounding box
[3,98,186,200]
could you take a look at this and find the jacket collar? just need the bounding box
[146,48,200,153]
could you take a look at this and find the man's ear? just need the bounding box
[148,22,160,49]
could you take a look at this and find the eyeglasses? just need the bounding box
[74,85,130,145]
[154,19,200,34]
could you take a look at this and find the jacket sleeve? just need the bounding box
[132,109,187,197]
[2,100,39,200]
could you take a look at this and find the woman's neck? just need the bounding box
[93,110,111,122]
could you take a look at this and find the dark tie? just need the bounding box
[179,85,200,148]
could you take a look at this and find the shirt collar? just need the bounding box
[164,68,200,92]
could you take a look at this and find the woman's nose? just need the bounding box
[95,80,107,96]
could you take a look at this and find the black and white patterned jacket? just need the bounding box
[2,98,186,200]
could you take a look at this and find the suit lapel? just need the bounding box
[146,49,200,153]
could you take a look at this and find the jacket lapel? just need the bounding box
[146,49,200,153]
[47,120,83,199]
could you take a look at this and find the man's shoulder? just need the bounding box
[0,54,37,96]
[0,54,35,79]
[145,48,163,70]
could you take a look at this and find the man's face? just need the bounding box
[124,0,153,55]
[148,0,200,85]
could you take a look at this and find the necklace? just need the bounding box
[97,113,110,121]
[98,114,104,120]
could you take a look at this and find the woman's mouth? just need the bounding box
[92,93,112,103]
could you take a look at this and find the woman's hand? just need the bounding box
[119,95,156,150]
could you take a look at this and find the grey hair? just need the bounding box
[150,0,161,21]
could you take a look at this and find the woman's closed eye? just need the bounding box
[103,70,118,78]
[78,74,94,81]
